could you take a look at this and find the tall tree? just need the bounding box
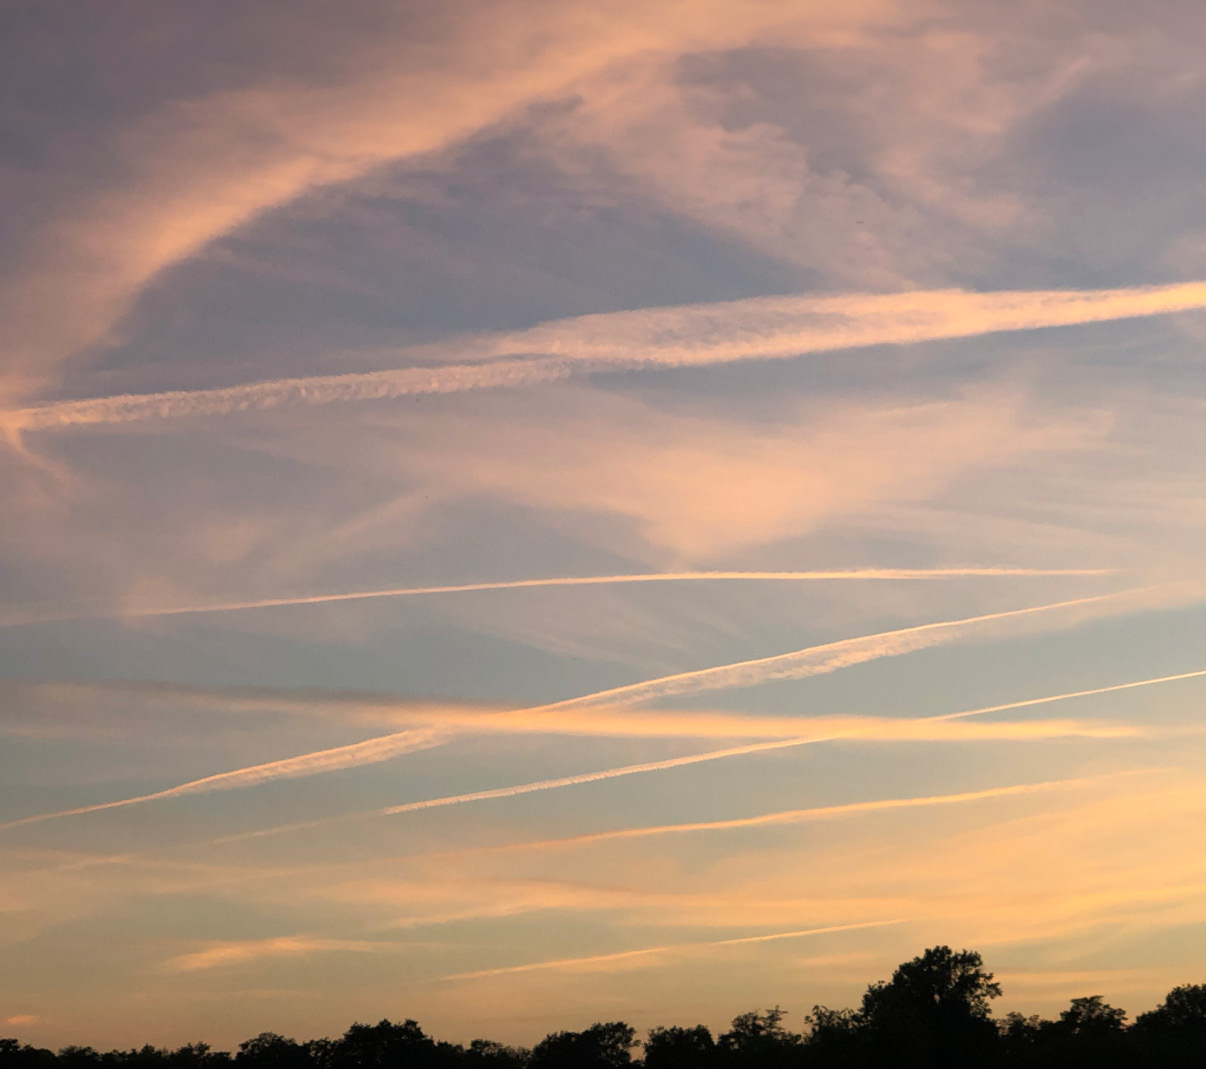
[860,946,1001,1069]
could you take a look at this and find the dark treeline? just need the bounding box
[5,947,1206,1069]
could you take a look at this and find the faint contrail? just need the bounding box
[447,771,1149,855]
[0,728,444,831]
[381,737,851,816]
[375,723,1139,816]
[537,588,1142,711]
[13,281,1206,431]
[0,567,1115,628]
[441,919,906,981]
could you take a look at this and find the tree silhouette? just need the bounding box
[800,1007,862,1067]
[6,946,1206,1069]
[859,945,1001,1069]
[717,1008,800,1069]
[331,1020,446,1069]
[1058,995,1126,1036]
[236,1034,311,1069]
[643,1026,715,1069]
[1134,983,1206,1068]
[462,1041,528,1069]
[529,1024,636,1069]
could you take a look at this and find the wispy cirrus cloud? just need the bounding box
[165,935,392,973]
[0,0,891,410]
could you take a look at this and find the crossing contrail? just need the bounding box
[0,588,1176,833]
[210,665,1206,845]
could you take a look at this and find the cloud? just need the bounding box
[0,0,894,409]
[0,381,1112,616]
[424,666,1206,738]
[164,935,389,973]
[13,281,1206,432]
[385,382,1109,561]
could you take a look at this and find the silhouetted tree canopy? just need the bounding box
[529,1024,636,1069]
[643,1026,714,1069]
[716,1009,799,1069]
[5,947,1206,1069]
[859,945,1001,1069]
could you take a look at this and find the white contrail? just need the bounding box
[376,723,1138,815]
[441,919,906,981]
[448,771,1150,855]
[0,589,1170,833]
[0,728,444,831]
[536,589,1141,711]
[13,281,1206,431]
[0,567,1114,628]
[212,665,1206,845]
[381,737,849,816]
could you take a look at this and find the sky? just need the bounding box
[3,0,1206,1051]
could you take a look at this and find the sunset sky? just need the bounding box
[4,0,1206,1051]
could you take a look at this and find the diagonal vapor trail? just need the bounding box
[440,919,907,981]
[204,666,1206,847]
[0,729,445,832]
[0,567,1115,628]
[438,770,1156,855]
[11,281,1206,432]
[0,586,1177,833]
[535,589,1142,711]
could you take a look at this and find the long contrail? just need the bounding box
[375,724,1140,816]
[208,666,1206,847]
[12,281,1206,431]
[441,919,906,981]
[445,771,1149,855]
[0,567,1114,628]
[0,588,1169,833]
[536,588,1143,712]
[0,728,444,832]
